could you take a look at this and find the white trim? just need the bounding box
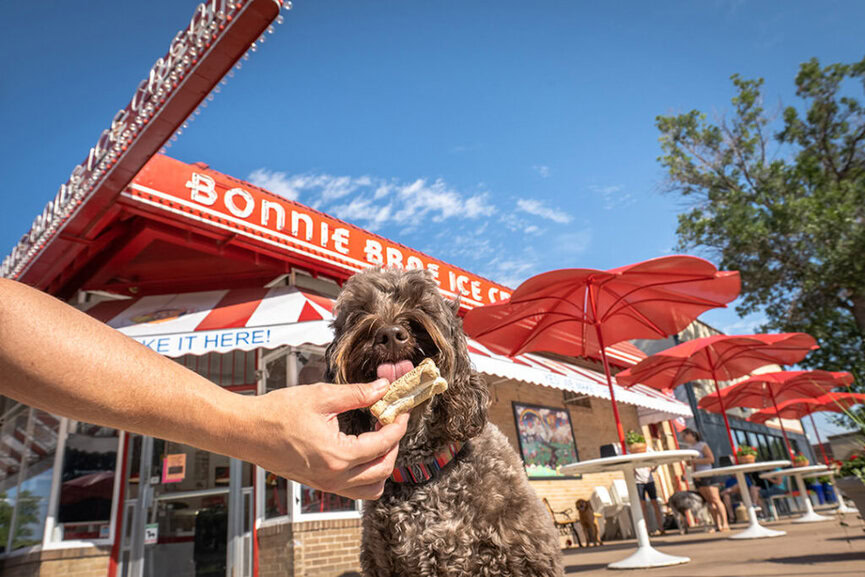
[42,417,69,545]
[43,539,112,550]
[256,515,293,530]
[293,510,362,523]
[106,431,125,545]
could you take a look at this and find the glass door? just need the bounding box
[122,435,252,577]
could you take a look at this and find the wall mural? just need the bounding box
[512,402,579,478]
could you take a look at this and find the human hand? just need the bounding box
[240,379,408,500]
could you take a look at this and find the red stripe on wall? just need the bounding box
[195,287,271,331]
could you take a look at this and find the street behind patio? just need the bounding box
[563,512,865,576]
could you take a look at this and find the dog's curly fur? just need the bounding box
[326,268,563,577]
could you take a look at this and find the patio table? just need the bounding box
[759,465,831,523]
[800,469,857,514]
[691,460,790,539]
[561,449,698,569]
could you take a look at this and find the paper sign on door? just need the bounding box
[161,453,187,483]
[144,523,159,545]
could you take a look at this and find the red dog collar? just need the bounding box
[390,442,465,484]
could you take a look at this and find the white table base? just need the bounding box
[727,471,785,539]
[608,468,690,569]
[792,472,832,523]
[836,500,858,515]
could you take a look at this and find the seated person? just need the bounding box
[759,471,790,515]
[720,475,760,520]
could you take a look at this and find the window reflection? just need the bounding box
[263,349,357,518]
[58,422,118,539]
[0,405,60,552]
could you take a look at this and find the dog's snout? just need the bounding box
[374,325,409,354]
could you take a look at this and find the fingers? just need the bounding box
[320,379,390,413]
[338,480,389,501]
[341,439,400,488]
[339,413,409,465]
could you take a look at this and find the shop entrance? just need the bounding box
[119,436,253,577]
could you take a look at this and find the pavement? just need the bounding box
[562,509,865,576]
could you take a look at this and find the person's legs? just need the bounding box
[721,490,734,520]
[700,485,729,531]
[644,482,665,535]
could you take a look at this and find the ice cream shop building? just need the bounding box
[0,3,694,576]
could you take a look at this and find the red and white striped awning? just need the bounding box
[467,339,692,424]
[84,287,690,423]
[85,286,334,357]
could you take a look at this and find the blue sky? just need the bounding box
[2,1,863,438]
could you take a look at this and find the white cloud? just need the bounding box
[590,184,635,210]
[499,213,545,235]
[481,254,541,289]
[250,168,496,231]
[533,164,551,178]
[247,169,372,204]
[247,169,301,201]
[555,230,592,255]
[516,198,572,224]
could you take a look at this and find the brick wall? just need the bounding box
[258,518,362,577]
[0,546,110,577]
[487,379,640,513]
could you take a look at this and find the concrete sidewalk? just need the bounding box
[563,512,865,576]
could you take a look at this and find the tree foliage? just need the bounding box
[656,57,865,403]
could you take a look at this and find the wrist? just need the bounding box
[196,388,265,462]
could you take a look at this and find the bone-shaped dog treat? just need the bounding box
[370,358,448,425]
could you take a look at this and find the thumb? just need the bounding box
[321,379,390,413]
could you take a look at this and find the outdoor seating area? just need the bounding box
[562,511,865,575]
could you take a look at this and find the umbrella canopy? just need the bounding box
[616,333,818,461]
[697,369,848,459]
[463,255,740,452]
[464,255,740,360]
[747,391,865,424]
[697,370,853,413]
[616,334,819,391]
[747,390,865,465]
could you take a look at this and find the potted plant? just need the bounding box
[835,452,865,515]
[792,454,809,467]
[625,430,647,453]
[736,445,758,464]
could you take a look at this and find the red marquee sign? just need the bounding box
[126,154,513,308]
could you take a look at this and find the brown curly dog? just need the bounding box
[325,268,563,577]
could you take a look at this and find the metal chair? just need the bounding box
[543,498,583,548]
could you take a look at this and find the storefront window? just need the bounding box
[58,422,119,540]
[262,349,358,519]
[0,402,60,553]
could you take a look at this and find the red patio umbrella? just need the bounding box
[697,370,852,458]
[463,255,740,452]
[747,391,865,465]
[616,333,818,461]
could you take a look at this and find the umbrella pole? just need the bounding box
[808,412,831,466]
[711,375,739,464]
[594,324,627,454]
[768,387,795,459]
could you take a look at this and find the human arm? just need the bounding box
[0,278,407,500]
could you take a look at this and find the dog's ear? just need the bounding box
[324,339,338,383]
[434,301,489,441]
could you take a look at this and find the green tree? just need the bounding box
[655,57,865,419]
[0,490,42,551]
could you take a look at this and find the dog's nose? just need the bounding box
[374,325,409,354]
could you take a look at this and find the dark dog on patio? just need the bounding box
[576,499,602,546]
[667,491,708,535]
[326,268,563,577]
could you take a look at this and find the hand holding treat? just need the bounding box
[370,358,448,424]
